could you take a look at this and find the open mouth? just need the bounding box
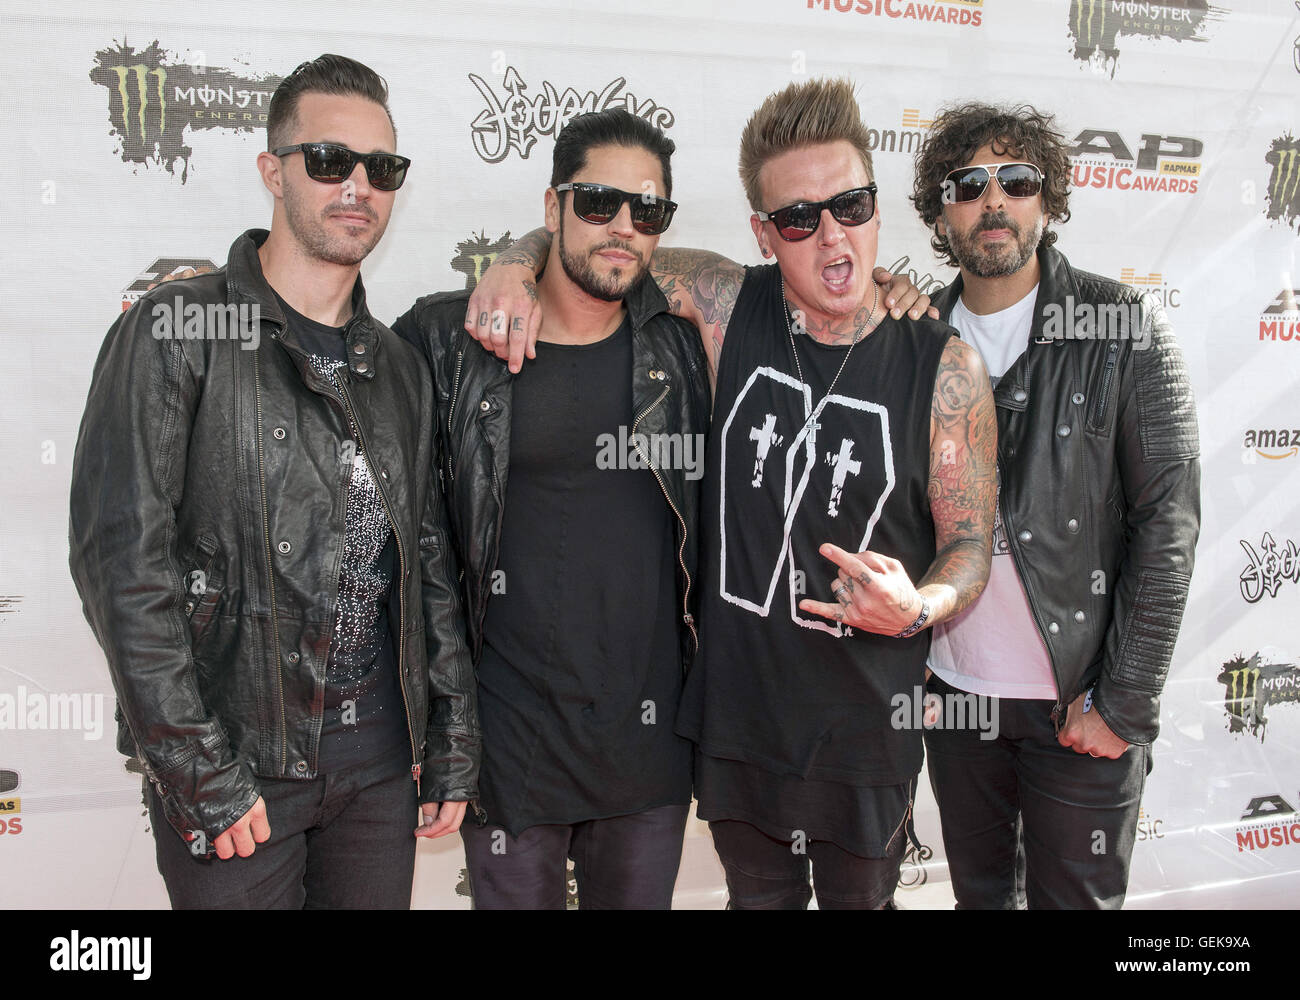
[822,255,853,291]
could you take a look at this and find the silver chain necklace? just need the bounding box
[781,276,880,426]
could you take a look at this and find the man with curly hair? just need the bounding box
[910,103,1201,908]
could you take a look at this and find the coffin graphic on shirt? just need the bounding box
[719,366,895,637]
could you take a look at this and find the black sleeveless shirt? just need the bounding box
[677,263,952,787]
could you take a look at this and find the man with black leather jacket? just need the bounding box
[68,55,479,909]
[393,110,711,909]
[910,103,1200,908]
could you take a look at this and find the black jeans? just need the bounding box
[147,751,418,909]
[707,819,906,910]
[460,803,690,909]
[923,672,1151,909]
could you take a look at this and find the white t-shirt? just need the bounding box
[927,285,1058,700]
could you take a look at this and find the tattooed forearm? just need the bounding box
[493,228,552,274]
[650,248,745,372]
[918,337,998,624]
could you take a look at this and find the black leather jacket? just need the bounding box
[69,230,480,849]
[392,276,711,669]
[929,245,1200,745]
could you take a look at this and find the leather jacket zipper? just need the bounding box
[446,349,465,484]
[631,383,698,658]
[253,350,288,773]
[335,375,422,794]
[1092,342,1120,426]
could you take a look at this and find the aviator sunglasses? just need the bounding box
[942,162,1043,204]
[555,182,678,235]
[273,142,411,191]
[755,184,879,242]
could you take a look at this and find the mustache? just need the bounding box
[590,239,643,263]
[977,212,1019,235]
[325,201,378,221]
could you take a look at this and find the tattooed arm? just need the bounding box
[798,335,996,635]
[916,335,997,622]
[647,247,745,385]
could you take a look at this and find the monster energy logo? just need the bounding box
[1068,1,1216,73]
[108,64,167,143]
[91,40,280,183]
[1265,138,1300,230]
[450,231,515,290]
[1218,653,1300,742]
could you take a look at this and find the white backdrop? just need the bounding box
[2,0,1298,909]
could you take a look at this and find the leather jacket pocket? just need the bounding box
[1086,341,1122,433]
[182,532,224,647]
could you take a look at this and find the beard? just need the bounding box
[946,210,1042,278]
[557,214,646,302]
[282,179,386,266]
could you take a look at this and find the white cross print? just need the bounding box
[826,437,861,518]
[749,413,781,487]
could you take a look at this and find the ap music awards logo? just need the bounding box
[1069,127,1204,194]
[0,768,20,837]
[450,232,514,290]
[1263,134,1300,232]
[122,258,218,312]
[1258,287,1300,344]
[468,64,675,165]
[1234,792,1300,853]
[1066,1,1224,76]
[1218,651,1300,742]
[805,0,983,27]
[89,41,280,183]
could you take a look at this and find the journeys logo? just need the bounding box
[1218,651,1300,742]
[1070,128,1203,193]
[1234,791,1300,853]
[1258,288,1300,344]
[1067,1,1223,76]
[469,66,674,165]
[450,232,514,290]
[90,41,280,183]
[1238,533,1300,604]
[1263,134,1300,232]
[1118,267,1180,310]
[122,258,218,312]
[806,0,983,27]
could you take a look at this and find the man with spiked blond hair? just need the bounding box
[468,77,996,909]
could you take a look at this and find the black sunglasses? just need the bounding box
[756,184,878,242]
[942,162,1043,204]
[273,142,411,191]
[555,182,678,235]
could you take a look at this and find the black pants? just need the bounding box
[923,673,1151,909]
[147,752,418,909]
[708,819,906,910]
[460,803,690,909]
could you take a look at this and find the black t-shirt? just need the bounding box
[474,318,692,835]
[273,291,407,773]
[675,264,951,853]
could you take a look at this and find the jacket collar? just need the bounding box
[225,228,382,380]
[625,272,674,332]
[931,243,1078,351]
